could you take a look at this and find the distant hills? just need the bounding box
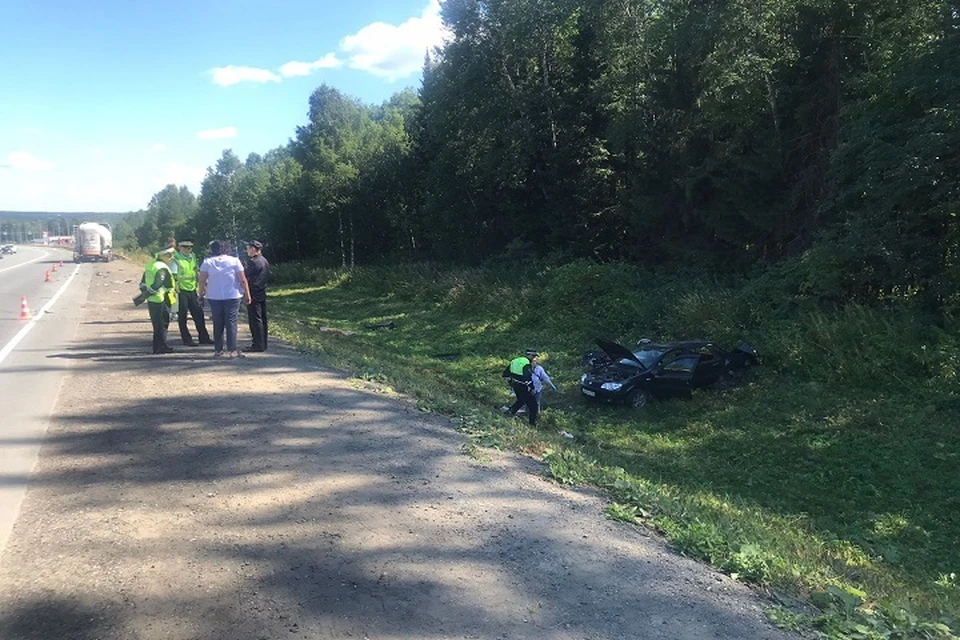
[0,211,132,221]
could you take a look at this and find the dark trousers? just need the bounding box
[178,289,211,344]
[247,298,268,350]
[209,298,240,353]
[147,301,170,354]
[509,382,539,426]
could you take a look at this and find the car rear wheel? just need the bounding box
[629,388,651,409]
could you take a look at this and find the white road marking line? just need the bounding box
[0,248,53,273]
[0,264,81,366]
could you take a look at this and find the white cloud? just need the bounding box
[196,126,238,140]
[279,53,343,77]
[5,151,53,171]
[272,0,449,83]
[339,0,448,81]
[146,143,168,154]
[210,65,281,86]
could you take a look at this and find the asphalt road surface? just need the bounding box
[0,245,91,555]
[0,257,798,640]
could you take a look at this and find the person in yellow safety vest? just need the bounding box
[164,238,180,323]
[173,239,212,346]
[502,348,540,426]
[141,247,178,354]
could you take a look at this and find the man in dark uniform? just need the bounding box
[244,240,270,352]
[503,349,539,426]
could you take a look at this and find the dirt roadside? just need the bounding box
[0,259,798,640]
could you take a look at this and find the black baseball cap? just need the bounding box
[246,240,263,250]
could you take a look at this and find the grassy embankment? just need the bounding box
[268,261,959,639]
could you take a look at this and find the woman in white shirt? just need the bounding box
[197,240,252,358]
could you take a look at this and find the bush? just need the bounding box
[543,261,659,344]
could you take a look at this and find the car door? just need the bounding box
[692,345,725,387]
[649,351,699,397]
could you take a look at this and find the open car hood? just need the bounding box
[596,338,644,367]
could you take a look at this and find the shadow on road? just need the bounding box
[0,260,791,640]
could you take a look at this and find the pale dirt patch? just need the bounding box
[0,259,799,639]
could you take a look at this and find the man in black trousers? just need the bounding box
[173,239,212,346]
[244,240,270,352]
[142,247,177,354]
[503,349,539,426]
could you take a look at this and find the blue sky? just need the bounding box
[0,0,447,212]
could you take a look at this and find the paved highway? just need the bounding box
[0,245,93,555]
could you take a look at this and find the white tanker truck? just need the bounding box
[74,222,113,262]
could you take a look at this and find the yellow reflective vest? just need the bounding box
[504,356,533,387]
[173,252,198,291]
[509,356,531,376]
[144,260,177,306]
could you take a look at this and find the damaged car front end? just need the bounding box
[580,338,759,409]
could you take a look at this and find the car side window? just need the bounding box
[660,355,698,373]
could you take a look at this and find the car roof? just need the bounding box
[639,340,713,351]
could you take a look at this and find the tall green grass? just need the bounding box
[269,260,960,638]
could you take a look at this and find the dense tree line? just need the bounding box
[130,0,959,313]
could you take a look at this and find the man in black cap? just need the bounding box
[244,240,270,352]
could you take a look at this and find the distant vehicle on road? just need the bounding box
[0,244,16,255]
[73,222,113,262]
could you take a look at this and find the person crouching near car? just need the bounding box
[142,247,177,354]
[531,353,558,411]
[503,349,539,426]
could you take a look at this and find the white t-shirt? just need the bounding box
[200,255,244,300]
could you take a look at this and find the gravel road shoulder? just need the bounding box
[0,259,798,640]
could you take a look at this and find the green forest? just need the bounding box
[126,0,960,317]
[118,2,960,636]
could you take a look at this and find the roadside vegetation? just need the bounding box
[269,260,959,640]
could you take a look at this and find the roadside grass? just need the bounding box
[118,250,155,269]
[270,261,960,638]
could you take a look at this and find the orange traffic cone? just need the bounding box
[59,260,63,267]
[52,264,58,272]
[19,296,32,320]
[44,270,51,282]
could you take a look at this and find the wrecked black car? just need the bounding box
[580,338,759,408]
